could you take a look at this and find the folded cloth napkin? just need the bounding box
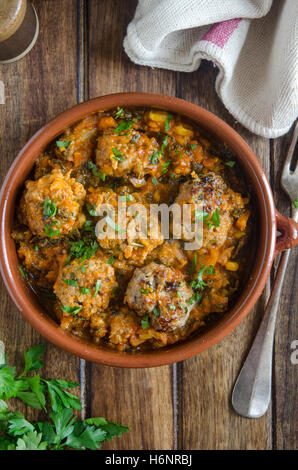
[124,0,298,138]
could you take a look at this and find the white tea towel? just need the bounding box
[124,0,298,138]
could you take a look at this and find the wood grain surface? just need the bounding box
[0,0,296,450]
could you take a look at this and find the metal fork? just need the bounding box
[231,121,298,418]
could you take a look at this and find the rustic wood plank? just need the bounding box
[270,131,298,450]
[176,62,272,449]
[0,0,81,418]
[87,0,176,450]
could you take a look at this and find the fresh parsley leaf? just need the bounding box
[80,287,90,295]
[21,344,45,376]
[190,265,216,291]
[225,160,235,167]
[44,380,81,413]
[0,366,23,399]
[43,199,57,218]
[93,280,102,297]
[18,265,26,279]
[15,431,48,450]
[149,151,161,165]
[293,198,298,208]
[165,114,173,131]
[210,208,220,227]
[114,121,134,134]
[115,108,124,119]
[56,140,71,148]
[8,415,35,437]
[61,305,82,316]
[86,202,98,217]
[62,278,78,287]
[44,220,60,237]
[65,421,107,450]
[141,315,150,330]
[105,215,126,234]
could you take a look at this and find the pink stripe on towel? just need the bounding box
[202,18,242,48]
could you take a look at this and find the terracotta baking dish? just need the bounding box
[0,92,297,367]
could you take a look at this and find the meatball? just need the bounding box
[19,169,86,237]
[86,186,164,266]
[174,173,247,248]
[54,257,117,319]
[55,114,99,167]
[125,262,195,331]
[95,127,169,185]
[17,240,68,286]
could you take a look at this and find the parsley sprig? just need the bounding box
[0,344,128,450]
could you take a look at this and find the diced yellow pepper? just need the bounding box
[148,110,168,124]
[173,124,194,138]
[225,261,239,271]
[235,231,245,239]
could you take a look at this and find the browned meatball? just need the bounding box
[125,262,195,331]
[86,186,164,266]
[174,173,247,248]
[19,169,86,238]
[95,127,170,186]
[55,114,99,167]
[54,257,117,319]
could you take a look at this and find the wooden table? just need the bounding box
[0,0,297,450]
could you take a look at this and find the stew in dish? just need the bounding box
[13,107,252,351]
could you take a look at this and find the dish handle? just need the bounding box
[274,210,298,257]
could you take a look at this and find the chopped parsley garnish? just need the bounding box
[161,136,168,153]
[44,220,60,237]
[188,291,202,305]
[190,265,216,291]
[139,288,150,295]
[115,108,124,119]
[161,161,170,174]
[119,194,134,202]
[149,151,161,165]
[93,280,102,297]
[114,121,134,134]
[80,287,90,294]
[152,177,158,186]
[87,161,105,180]
[62,278,78,287]
[165,114,173,131]
[112,148,125,161]
[19,265,26,279]
[189,253,197,274]
[190,144,197,150]
[61,305,83,315]
[141,315,150,330]
[107,255,114,265]
[56,140,71,148]
[130,241,144,247]
[65,238,99,266]
[225,161,236,167]
[210,208,220,227]
[43,199,57,219]
[86,203,98,217]
[105,215,126,234]
[195,210,209,221]
[152,307,159,317]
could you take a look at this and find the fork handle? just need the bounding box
[232,207,298,418]
[275,210,298,256]
[231,247,290,418]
